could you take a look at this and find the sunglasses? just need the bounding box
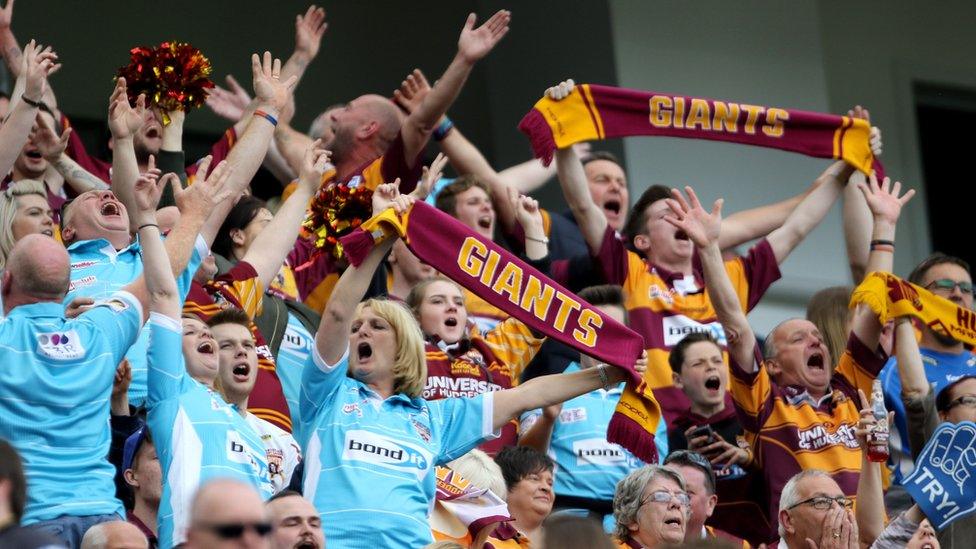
[202,522,273,539]
[926,279,974,295]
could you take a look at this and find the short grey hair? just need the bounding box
[613,465,687,540]
[778,469,833,538]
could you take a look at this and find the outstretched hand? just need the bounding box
[393,69,431,115]
[457,10,511,64]
[856,173,914,226]
[251,51,297,111]
[30,113,70,161]
[205,74,252,122]
[173,156,236,219]
[108,78,147,140]
[410,152,448,200]
[506,186,543,233]
[22,40,59,101]
[663,186,723,249]
[131,155,165,216]
[295,5,328,59]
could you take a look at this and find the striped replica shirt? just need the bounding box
[300,346,496,549]
[147,315,272,548]
[423,317,543,454]
[183,261,292,432]
[593,226,780,423]
[729,334,886,542]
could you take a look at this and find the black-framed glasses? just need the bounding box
[202,522,273,539]
[787,496,853,511]
[640,490,691,508]
[926,279,974,295]
[947,395,976,410]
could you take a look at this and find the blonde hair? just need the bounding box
[356,298,426,398]
[805,286,853,370]
[448,449,508,501]
[0,179,48,271]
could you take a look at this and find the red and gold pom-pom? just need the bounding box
[302,177,375,258]
[116,41,215,124]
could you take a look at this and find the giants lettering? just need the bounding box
[648,95,789,137]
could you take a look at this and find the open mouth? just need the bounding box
[920,544,935,549]
[100,202,121,217]
[675,229,690,241]
[40,229,54,237]
[232,362,251,381]
[444,317,458,328]
[25,150,43,160]
[664,516,683,528]
[357,342,373,360]
[604,199,621,215]
[807,353,825,370]
[295,541,319,549]
[704,375,721,391]
[144,126,161,139]
[196,340,215,355]
[477,216,492,230]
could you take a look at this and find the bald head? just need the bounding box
[3,234,70,303]
[80,520,149,549]
[186,479,271,549]
[358,94,404,141]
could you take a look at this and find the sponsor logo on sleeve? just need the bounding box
[341,429,433,479]
[36,330,85,361]
[70,260,99,270]
[662,315,727,347]
[558,407,587,424]
[572,438,629,466]
[68,275,98,292]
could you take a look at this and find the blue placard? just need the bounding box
[903,421,976,530]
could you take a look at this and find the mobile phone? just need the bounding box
[688,425,715,442]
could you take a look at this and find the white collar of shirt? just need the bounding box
[672,274,699,295]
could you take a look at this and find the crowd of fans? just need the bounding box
[0,3,971,549]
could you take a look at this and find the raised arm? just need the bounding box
[400,10,510,163]
[127,172,179,320]
[0,40,56,177]
[199,51,296,246]
[854,388,890,548]
[849,174,914,348]
[764,160,848,264]
[717,181,812,250]
[280,5,327,86]
[507,187,548,260]
[106,78,152,232]
[666,187,758,370]
[493,354,641,431]
[30,115,109,193]
[315,183,406,364]
[556,143,609,254]
[842,107,883,283]
[241,142,330,288]
[894,318,929,401]
[0,2,59,112]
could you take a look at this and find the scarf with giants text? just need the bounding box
[852,272,976,346]
[518,83,881,176]
[341,201,659,463]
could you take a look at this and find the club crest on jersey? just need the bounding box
[558,407,587,424]
[411,417,432,443]
[648,284,675,305]
[36,330,85,360]
[342,430,432,479]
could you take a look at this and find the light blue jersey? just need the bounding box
[0,291,142,524]
[276,312,315,441]
[880,348,976,483]
[146,315,273,548]
[300,345,495,549]
[522,363,648,503]
[66,235,206,407]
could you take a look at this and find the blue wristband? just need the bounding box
[254,109,278,127]
[434,117,454,141]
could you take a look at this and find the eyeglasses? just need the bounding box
[787,496,853,511]
[201,522,274,539]
[947,395,976,410]
[640,490,691,508]
[926,279,974,295]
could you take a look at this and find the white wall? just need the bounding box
[607,0,976,335]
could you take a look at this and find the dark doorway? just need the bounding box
[915,83,976,270]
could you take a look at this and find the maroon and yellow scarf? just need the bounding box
[341,201,660,462]
[518,83,880,176]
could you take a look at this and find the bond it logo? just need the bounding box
[342,429,433,479]
[662,316,727,347]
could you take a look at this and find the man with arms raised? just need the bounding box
[666,175,912,543]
